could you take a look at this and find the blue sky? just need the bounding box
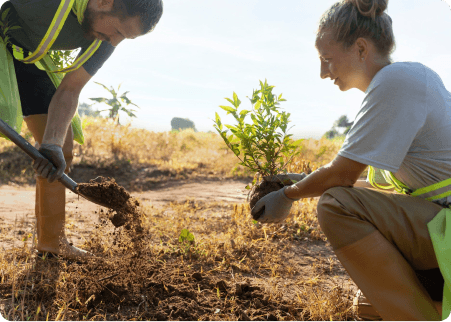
[3,0,451,138]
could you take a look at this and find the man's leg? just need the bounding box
[25,114,91,260]
[317,187,444,320]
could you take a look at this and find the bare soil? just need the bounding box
[0,175,358,321]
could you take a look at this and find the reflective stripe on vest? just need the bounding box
[12,0,102,73]
[368,165,451,202]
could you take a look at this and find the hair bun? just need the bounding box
[347,0,388,19]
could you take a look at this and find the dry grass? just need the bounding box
[0,198,356,321]
[0,116,344,184]
[0,117,356,321]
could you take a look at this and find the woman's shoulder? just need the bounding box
[376,62,427,80]
[370,62,434,92]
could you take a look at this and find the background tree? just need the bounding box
[89,82,139,125]
[323,115,354,139]
[171,117,197,132]
[77,102,99,118]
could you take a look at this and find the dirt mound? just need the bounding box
[26,252,299,321]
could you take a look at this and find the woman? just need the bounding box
[251,0,451,320]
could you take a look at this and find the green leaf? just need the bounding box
[215,112,223,130]
[219,105,235,113]
[179,229,195,243]
[233,92,240,107]
[1,8,10,22]
[225,97,235,106]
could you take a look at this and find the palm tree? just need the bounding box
[89,82,139,125]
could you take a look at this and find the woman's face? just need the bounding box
[316,32,365,92]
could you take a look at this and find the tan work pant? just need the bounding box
[317,187,445,299]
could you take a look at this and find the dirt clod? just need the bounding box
[76,177,141,228]
[249,179,288,220]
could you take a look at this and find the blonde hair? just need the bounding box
[317,0,395,60]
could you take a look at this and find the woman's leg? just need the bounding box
[317,187,444,320]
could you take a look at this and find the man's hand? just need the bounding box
[33,144,66,183]
[251,187,300,223]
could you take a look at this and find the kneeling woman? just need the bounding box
[251,0,451,320]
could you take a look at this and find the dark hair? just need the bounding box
[112,0,163,34]
[317,0,395,60]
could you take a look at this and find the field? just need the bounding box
[0,117,359,321]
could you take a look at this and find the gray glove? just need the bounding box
[33,143,66,183]
[251,186,301,223]
[263,172,307,185]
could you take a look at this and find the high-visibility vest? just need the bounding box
[11,0,102,74]
[368,166,451,320]
[1,0,102,144]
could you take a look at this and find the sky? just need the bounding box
[3,0,451,139]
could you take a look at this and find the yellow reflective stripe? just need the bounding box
[55,39,102,73]
[368,166,395,190]
[20,0,75,64]
[412,177,451,197]
[425,190,451,202]
[383,170,410,194]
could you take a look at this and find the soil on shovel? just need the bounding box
[76,177,142,229]
[249,179,290,220]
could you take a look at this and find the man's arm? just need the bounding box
[284,155,368,199]
[42,66,92,146]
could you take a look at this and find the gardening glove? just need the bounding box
[33,143,66,183]
[263,172,307,185]
[251,186,301,223]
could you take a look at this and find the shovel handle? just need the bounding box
[0,117,78,192]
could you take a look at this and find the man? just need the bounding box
[0,0,163,260]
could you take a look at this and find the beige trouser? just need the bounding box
[317,187,445,320]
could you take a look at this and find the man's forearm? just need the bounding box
[42,89,79,147]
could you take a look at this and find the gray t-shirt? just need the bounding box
[4,0,114,76]
[339,62,451,205]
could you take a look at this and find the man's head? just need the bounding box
[82,0,163,47]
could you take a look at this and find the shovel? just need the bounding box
[0,117,119,210]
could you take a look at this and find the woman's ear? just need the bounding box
[355,37,369,60]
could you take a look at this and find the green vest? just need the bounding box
[0,0,102,144]
[368,166,451,320]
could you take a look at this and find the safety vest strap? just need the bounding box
[13,0,101,73]
[368,165,451,203]
[411,177,451,202]
[19,0,76,64]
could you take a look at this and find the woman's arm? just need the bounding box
[284,155,368,199]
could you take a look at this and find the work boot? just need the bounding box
[335,230,441,321]
[26,114,93,261]
[352,288,443,320]
[36,176,93,261]
[352,290,382,321]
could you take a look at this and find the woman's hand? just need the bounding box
[251,187,300,223]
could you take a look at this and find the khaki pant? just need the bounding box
[317,187,444,270]
[317,187,445,312]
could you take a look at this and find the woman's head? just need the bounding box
[315,0,395,91]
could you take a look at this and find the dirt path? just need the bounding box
[0,179,250,250]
